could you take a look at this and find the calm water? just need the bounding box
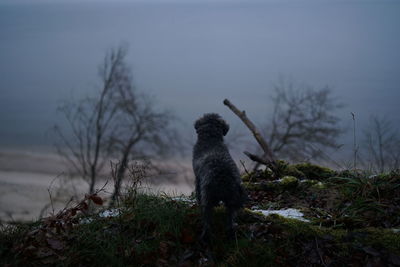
[0,0,399,220]
[0,1,399,149]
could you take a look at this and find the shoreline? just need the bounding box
[0,149,194,222]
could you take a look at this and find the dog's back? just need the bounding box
[193,139,244,208]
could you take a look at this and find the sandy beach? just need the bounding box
[0,149,194,222]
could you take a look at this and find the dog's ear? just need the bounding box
[220,119,229,136]
[194,118,203,133]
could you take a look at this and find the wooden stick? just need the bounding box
[243,151,269,166]
[223,99,277,170]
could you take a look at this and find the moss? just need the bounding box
[275,160,305,179]
[243,181,282,192]
[287,213,398,248]
[311,181,326,190]
[301,179,319,187]
[359,228,400,254]
[336,169,365,179]
[262,213,400,254]
[280,176,299,189]
[241,173,251,182]
[293,163,336,180]
[244,177,302,193]
[244,160,336,181]
[282,165,306,179]
[262,168,275,180]
[243,182,264,191]
[267,214,320,237]
[276,159,289,170]
[242,169,274,181]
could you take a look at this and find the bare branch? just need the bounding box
[362,116,400,173]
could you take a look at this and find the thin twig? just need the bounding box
[351,112,358,170]
[239,160,250,176]
[45,172,64,217]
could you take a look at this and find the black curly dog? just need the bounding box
[193,113,247,243]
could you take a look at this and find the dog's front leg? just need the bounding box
[195,178,202,205]
[200,204,213,244]
[226,206,237,240]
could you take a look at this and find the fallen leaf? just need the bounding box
[180,228,195,244]
[81,202,89,210]
[89,194,104,205]
[70,208,77,216]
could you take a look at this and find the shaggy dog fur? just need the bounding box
[192,113,247,242]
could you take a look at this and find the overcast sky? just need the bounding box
[0,0,399,152]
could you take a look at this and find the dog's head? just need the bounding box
[194,113,229,137]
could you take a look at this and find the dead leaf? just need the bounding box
[180,228,195,244]
[89,194,104,205]
[70,208,77,216]
[81,202,89,210]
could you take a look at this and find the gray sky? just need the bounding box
[0,0,399,152]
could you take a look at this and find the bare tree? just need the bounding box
[55,46,177,199]
[55,47,127,194]
[109,89,178,205]
[362,116,400,173]
[264,79,343,162]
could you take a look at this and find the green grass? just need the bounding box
[2,168,400,266]
[0,222,33,265]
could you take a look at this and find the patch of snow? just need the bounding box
[171,196,196,205]
[79,208,121,224]
[80,217,93,224]
[99,209,121,218]
[253,208,310,222]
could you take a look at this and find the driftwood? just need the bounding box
[243,151,270,166]
[223,99,277,171]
